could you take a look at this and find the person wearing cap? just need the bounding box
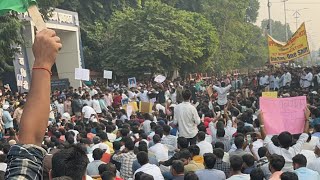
[2,104,13,134]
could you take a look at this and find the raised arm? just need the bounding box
[18,29,62,146]
[259,111,266,140]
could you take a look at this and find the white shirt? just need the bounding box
[138,90,149,102]
[82,106,96,119]
[284,72,292,86]
[259,75,269,86]
[89,89,98,97]
[155,104,165,113]
[303,72,313,88]
[227,174,250,180]
[149,143,169,162]
[308,157,320,174]
[134,163,164,180]
[92,99,102,113]
[107,133,117,143]
[173,102,201,138]
[196,141,213,156]
[213,85,232,105]
[264,133,308,172]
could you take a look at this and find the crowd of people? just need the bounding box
[1,30,320,180]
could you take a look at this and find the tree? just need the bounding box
[261,19,293,42]
[102,1,219,77]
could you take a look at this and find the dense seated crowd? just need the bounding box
[1,30,320,180]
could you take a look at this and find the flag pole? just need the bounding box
[27,5,46,31]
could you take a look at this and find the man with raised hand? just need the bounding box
[5,29,62,179]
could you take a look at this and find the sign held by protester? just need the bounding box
[154,75,166,83]
[103,70,113,79]
[75,68,90,81]
[268,23,310,64]
[140,102,152,113]
[262,91,278,98]
[260,96,307,134]
[128,77,137,88]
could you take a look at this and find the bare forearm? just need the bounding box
[19,69,51,146]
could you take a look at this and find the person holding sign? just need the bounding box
[259,107,310,172]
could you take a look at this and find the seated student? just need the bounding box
[195,153,226,180]
[256,147,268,168]
[229,135,251,159]
[269,154,285,180]
[242,154,255,174]
[188,145,204,164]
[134,172,154,180]
[87,148,106,176]
[133,151,164,180]
[148,134,168,162]
[215,142,230,163]
[280,172,298,180]
[171,160,185,180]
[51,145,90,179]
[160,137,189,166]
[292,154,320,180]
[212,148,230,178]
[97,163,123,180]
[179,149,204,173]
[227,156,250,180]
[196,132,213,156]
[132,142,158,172]
[184,172,199,180]
[101,171,116,180]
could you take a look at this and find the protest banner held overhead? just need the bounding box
[268,23,310,64]
[260,96,307,135]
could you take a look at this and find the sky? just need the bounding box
[257,0,320,51]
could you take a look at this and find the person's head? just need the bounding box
[203,153,216,169]
[101,171,116,180]
[184,172,199,180]
[197,131,206,142]
[269,154,285,173]
[250,168,264,180]
[179,149,192,165]
[182,89,192,101]
[125,139,135,151]
[163,125,171,135]
[99,163,116,175]
[242,154,255,168]
[171,160,184,176]
[153,134,161,144]
[221,82,226,87]
[234,136,244,149]
[216,128,225,138]
[230,156,243,172]
[258,147,268,158]
[214,142,224,150]
[137,151,149,166]
[212,148,224,159]
[134,172,154,180]
[278,131,292,149]
[188,145,200,157]
[92,148,104,161]
[177,137,188,149]
[280,172,298,180]
[292,154,307,170]
[51,145,89,180]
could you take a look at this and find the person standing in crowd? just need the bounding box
[64,96,72,115]
[71,93,83,117]
[2,105,13,134]
[173,89,201,145]
[13,101,24,131]
[213,82,232,109]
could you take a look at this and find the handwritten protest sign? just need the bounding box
[260,96,306,134]
[75,68,90,81]
[262,91,278,98]
[122,102,139,112]
[103,70,113,79]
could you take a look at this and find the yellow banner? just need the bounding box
[262,91,278,98]
[268,23,310,64]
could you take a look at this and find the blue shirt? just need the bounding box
[195,169,226,180]
[313,132,320,138]
[294,167,320,180]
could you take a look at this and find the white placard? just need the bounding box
[75,68,90,81]
[103,70,113,79]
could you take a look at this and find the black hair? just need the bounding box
[242,154,255,167]
[234,136,244,149]
[182,89,192,101]
[216,128,225,138]
[212,148,224,159]
[230,156,243,171]
[101,171,116,180]
[278,131,292,148]
[92,148,104,160]
[51,145,89,179]
[292,154,307,167]
[203,153,217,169]
[258,147,267,158]
[280,172,298,180]
[179,149,192,160]
[163,125,171,134]
[214,142,224,150]
[125,139,135,151]
[153,134,161,144]
[184,172,199,180]
[171,160,184,174]
[250,168,264,180]
[98,164,108,175]
[134,172,154,180]
[188,145,200,156]
[177,137,188,149]
[197,131,206,141]
[137,151,149,166]
[269,154,285,171]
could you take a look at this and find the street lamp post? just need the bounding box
[268,0,272,35]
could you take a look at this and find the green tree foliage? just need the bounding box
[103,1,219,77]
[261,19,293,42]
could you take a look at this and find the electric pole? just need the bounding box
[268,0,272,35]
[293,8,308,30]
[283,0,288,41]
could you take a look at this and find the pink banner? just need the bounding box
[259,96,307,135]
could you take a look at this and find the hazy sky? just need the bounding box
[257,0,320,51]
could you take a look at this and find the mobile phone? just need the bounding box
[247,134,252,144]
